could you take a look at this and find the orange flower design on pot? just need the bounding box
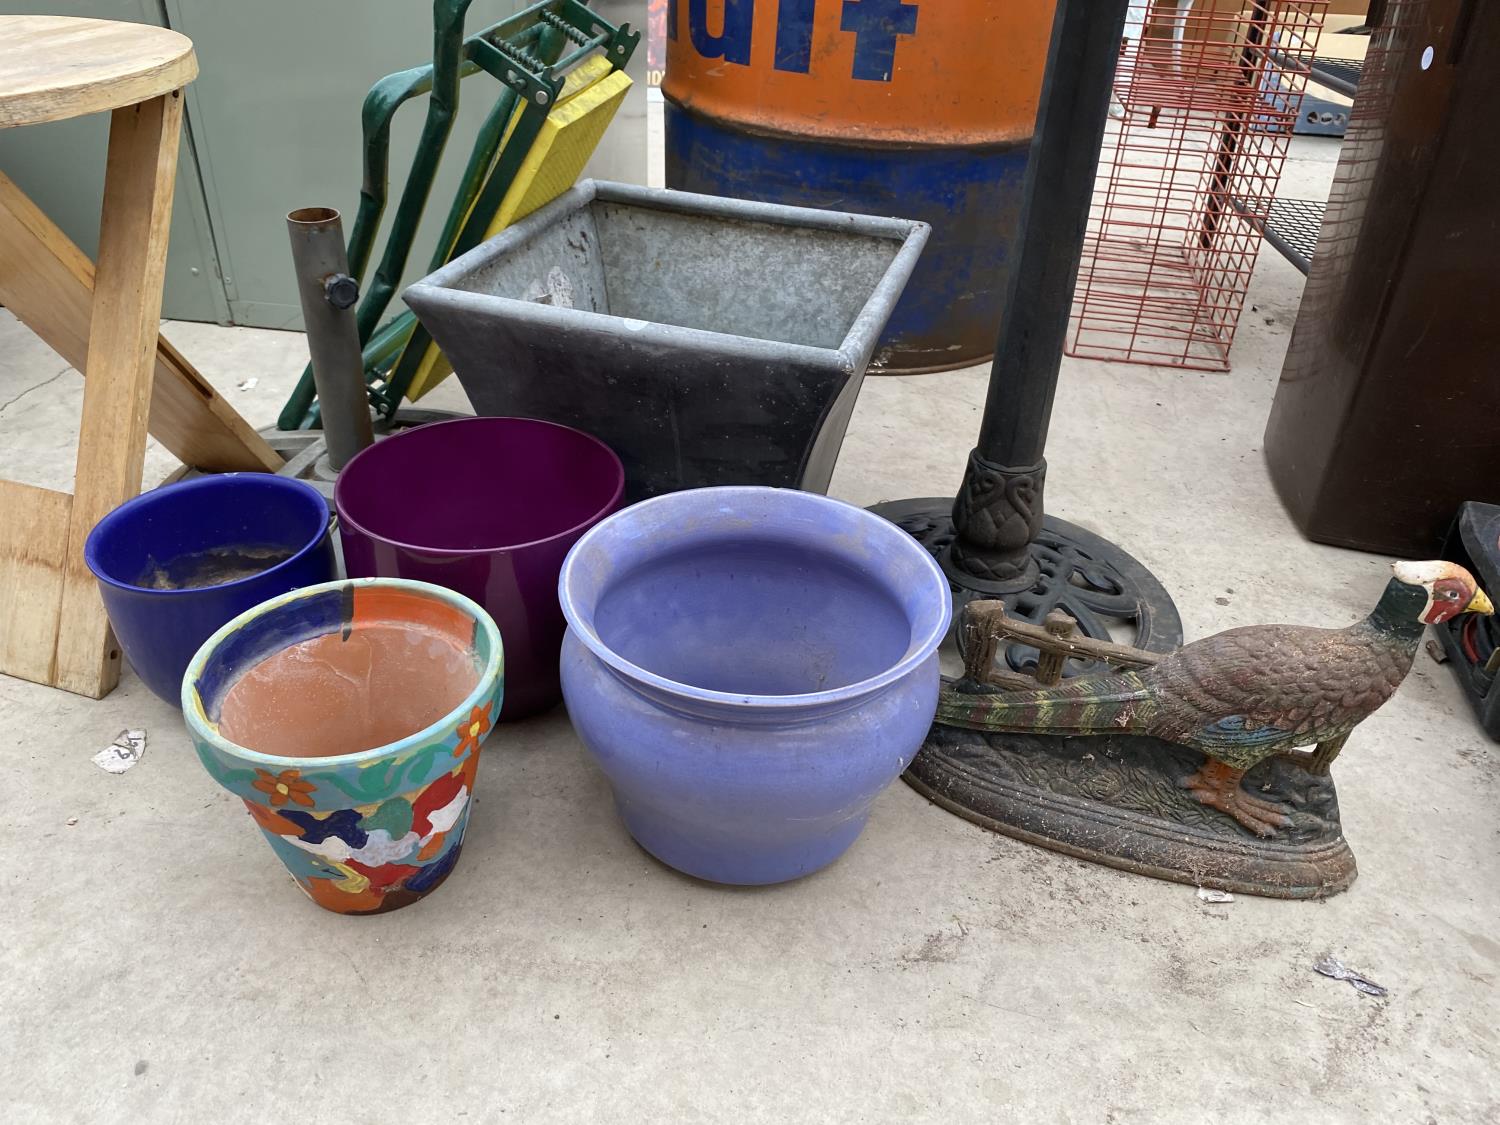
[454,703,492,759]
[252,768,317,808]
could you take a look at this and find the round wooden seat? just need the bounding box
[0,15,197,129]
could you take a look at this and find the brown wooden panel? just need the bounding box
[1264,0,1499,556]
[54,95,183,697]
[0,480,71,686]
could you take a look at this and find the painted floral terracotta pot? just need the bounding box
[184,579,503,915]
[336,415,624,721]
[559,486,953,885]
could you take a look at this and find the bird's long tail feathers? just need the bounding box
[936,670,1157,735]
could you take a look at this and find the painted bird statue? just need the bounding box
[938,561,1493,837]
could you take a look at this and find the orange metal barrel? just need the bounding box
[663,0,1056,372]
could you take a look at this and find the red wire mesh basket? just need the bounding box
[1066,1,1327,371]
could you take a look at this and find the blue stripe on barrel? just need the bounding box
[665,101,1029,372]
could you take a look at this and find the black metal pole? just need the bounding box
[872,0,1181,662]
[887,0,1184,848]
[947,0,1132,586]
[977,0,1130,462]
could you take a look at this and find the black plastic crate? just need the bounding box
[1437,501,1500,739]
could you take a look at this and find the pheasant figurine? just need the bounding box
[938,561,1493,836]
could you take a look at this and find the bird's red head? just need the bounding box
[1392,561,1494,624]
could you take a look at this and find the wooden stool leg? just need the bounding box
[0,171,280,474]
[53,91,184,697]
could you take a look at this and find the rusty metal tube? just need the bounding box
[286,207,373,469]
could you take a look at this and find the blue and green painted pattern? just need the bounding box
[183,578,503,915]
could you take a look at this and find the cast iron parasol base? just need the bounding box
[909,724,1357,899]
[871,497,1277,889]
[864,0,1236,888]
[869,497,1183,671]
[872,500,1355,898]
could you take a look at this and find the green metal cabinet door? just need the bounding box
[166,0,522,329]
[1,2,647,328]
[169,0,647,329]
[0,0,230,323]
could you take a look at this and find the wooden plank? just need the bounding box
[0,170,279,473]
[54,94,184,697]
[0,481,71,686]
[151,334,281,474]
[0,16,197,128]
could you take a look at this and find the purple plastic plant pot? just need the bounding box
[334,416,624,721]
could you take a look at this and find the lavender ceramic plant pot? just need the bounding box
[559,486,953,885]
[335,415,624,721]
[184,579,503,915]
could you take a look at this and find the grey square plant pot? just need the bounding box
[403,180,929,503]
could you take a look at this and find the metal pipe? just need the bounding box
[286,207,374,470]
[945,0,1131,585]
[868,0,1181,667]
[973,0,1131,465]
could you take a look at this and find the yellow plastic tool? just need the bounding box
[404,56,632,400]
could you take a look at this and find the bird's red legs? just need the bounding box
[1182,759,1293,838]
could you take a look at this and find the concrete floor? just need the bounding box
[3,135,1499,1123]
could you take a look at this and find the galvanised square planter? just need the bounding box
[404,180,928,504]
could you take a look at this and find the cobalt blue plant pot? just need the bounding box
[84,474,337,706]
[559,486,953,885]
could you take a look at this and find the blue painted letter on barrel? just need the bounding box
[841,0,919,82]
[689,0,756,66]
[774,0,817,73]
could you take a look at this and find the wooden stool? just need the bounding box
[0,16,276,698]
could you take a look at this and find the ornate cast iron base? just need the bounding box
[869,497,1184,668]
[863,497,1344,890]
[910,724,1357,899]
